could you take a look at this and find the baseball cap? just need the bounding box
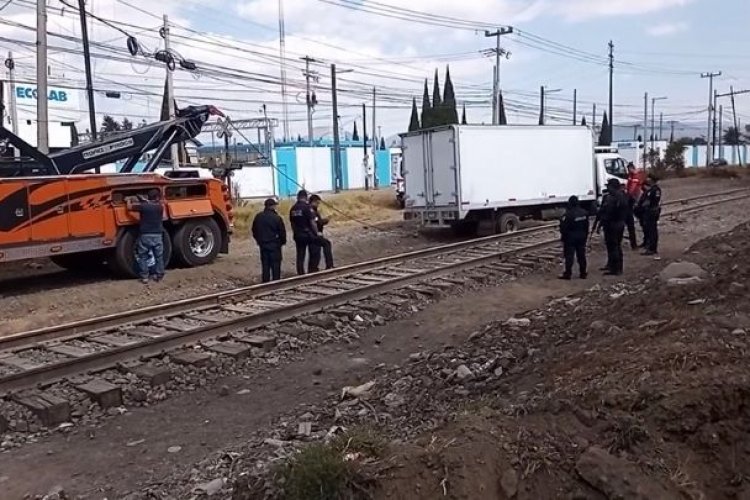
[264,198,279,208]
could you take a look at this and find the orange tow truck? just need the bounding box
[0,105,234,277]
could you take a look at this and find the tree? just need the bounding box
[379,137,386,150]
[432,69,442,109]
[121,118,133,131]
[442,65,459,125]
[664,141,686,173]
[101,115,121,133]
[598,112,611,146]
[352,122,360,141]
[498,91,507,125]
[297,134,303,142]
[724,126,742,145]
[581,116,587,126]
[408,98,420,132]
[461,103,467,125]
[420,79,432,129]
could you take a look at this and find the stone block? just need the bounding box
[236,335,277,352]
[208,341,252,359]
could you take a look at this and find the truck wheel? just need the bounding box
[51,250,107,273]
[172,218,222,267]
[496,213,520,234]
[108,229,173,278]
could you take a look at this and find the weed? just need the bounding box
[331,426,388,459]
[277,443,354,500]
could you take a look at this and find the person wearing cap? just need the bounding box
[637,174,662,257]
[559,195,590,280]
[127,188,165,284]
[252,198,287,282]
[596,178,629,275]
[308,194,334,271]
[288,189,319,275]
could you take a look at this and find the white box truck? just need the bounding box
[401,125,629,234]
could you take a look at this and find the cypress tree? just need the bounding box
[420,79,431,129]
[498,91,508,125]
[442,66,459,124]
[379,137,386,150]
[598,112,611,146]
[408,98,420,132]
[581,116,587,126]
[352,122,360,141]
[461,103,467,125]
[432,69,442,109]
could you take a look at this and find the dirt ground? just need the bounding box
[1,176,750,499]
[0,176,744,336]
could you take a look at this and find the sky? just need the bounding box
[1,0,749,144]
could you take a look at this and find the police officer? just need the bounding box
[559,195,590,280]
[308,194,334,271]
[251,198,287,283]
[638,174,662,256]
[595,178,629,276]
[289,189,318,275]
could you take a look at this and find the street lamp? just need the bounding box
[651,96,667,152]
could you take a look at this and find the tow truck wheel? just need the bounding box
[496,213,520,234]
[172,218,221,267]
[108,228,173,278]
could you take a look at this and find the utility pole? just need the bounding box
[651,96,667,153]
[78,0,97,142]
[362,102,368,190]
[712,89,719,160]
[278,0,290,141]
[36,0,49,153]
[592,103,597,130]
[659,112,664,141]
[539,86,545,125]
[484,27,513,125]
[643,92,648,169]
[301,55,317,145]
[608,40,614,140]
[670,121,676,143]
[718,105,723,159]
[573,89,577,125]
[372,86,377,189]
[331,64,341,193]
[162,15,179,168]
[5,52,18,135]
[701,71,721,166]
[730,87,743,165]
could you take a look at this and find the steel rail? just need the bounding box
[1,188,748,349]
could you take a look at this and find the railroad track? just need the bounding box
[0,188,748,395]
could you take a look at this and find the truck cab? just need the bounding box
[595,148,630,194]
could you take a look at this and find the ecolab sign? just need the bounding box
[14,85,80,111]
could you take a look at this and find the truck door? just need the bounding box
[27,179,71,242]
[0,182,31,248]
[423,128,458,207]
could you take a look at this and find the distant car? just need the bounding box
[709,158,729,167]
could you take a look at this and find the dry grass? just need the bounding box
[232,189,400,233]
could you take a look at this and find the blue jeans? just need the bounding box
[136,233,164,279]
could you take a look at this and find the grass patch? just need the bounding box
[275,428,387,500]
[232,189,400,234]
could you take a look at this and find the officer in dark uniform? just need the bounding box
[308,194,334,272]
[559,195,590,280]
[251,198,287,283]
[595,178,629,276]
[289,189,318,275]
[638,174,662,256]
